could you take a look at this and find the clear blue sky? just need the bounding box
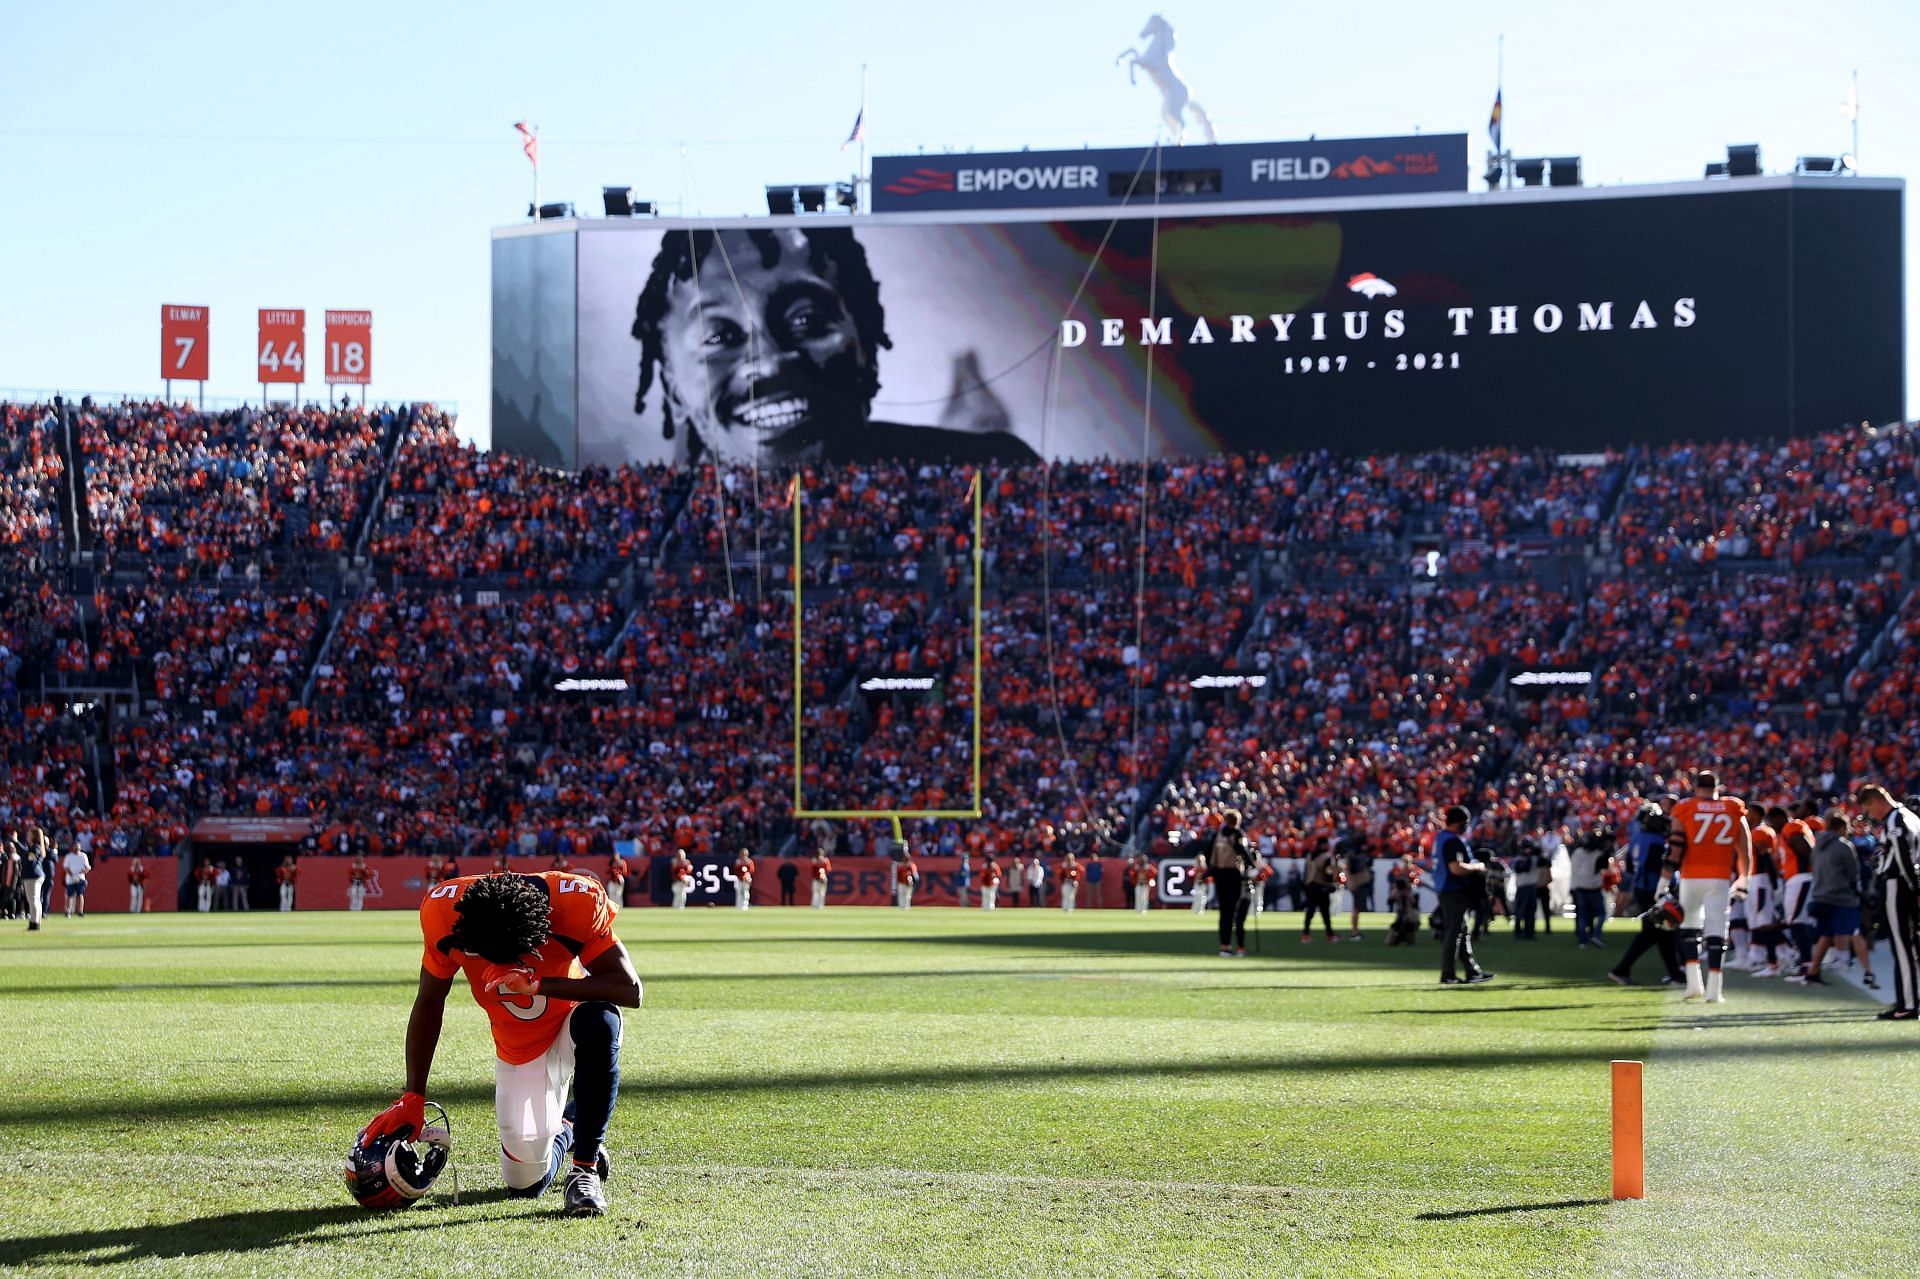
[4,0,1916,445]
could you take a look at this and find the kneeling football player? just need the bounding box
[360,870,641,1216]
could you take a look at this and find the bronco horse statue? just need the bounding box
[1116,15,1217,145]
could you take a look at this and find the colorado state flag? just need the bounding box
[1488,90,1502,151]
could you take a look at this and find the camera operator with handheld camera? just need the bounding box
[1433,807,1494,985]
[1206,810,1257,957]
[1606,802,1684,986]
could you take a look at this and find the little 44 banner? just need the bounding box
[324,311,372,386]
[257,309,306,385]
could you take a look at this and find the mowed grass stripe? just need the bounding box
[5,910,1912,1276]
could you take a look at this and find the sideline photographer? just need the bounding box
[1433,807,1494,985]
[1206,811,1256,957]
[1606,803,1685,986]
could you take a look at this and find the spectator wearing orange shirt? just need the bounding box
[893,853,918,910]
[670,851,693,910]
[348,853,372,912]
[1059,851,1084,913]
[732,850,755,910]
[809,848,832,909]
[606,844,629,906]
[1189,850,1210,916]
[126,856,148,915]
[1128,852,1154,913]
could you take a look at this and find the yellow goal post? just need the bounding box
[790,469,984,841]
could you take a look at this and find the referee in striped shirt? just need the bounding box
[1856,785,1920,1022]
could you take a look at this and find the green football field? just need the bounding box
[2,907,1917,1278]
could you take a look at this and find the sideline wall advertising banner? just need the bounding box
[496,179,1902,470]
[276,857,612,912]
[66,866,174,914]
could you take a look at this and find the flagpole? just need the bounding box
[858,64,868,214]
[1851,69,1859,169]
[1497,34,1505,189]
[533,125,541,216]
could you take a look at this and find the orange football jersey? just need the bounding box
[1670,796,1751,880]
[420,872,620,1064]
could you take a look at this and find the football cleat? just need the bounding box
[344,1101,451,1210]
[564,1164,607,1217]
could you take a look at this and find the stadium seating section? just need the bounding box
[3,397,1917,865]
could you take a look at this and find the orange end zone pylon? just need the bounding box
[1611,1059,1644,1199]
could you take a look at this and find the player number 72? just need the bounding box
[1688,813,1734,846]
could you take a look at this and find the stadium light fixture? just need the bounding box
[797,185,830,213]
[1547,156,1582,187]
[1726,144,1761,177]
[602,186,634,216]
[1704,161,1730,178]
[1513,157,1547,187]
[765,185,797,215]
[530,202,575,220]
[1796,156,1841,175]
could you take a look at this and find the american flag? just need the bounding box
[513,121,539,169]
[840,105,865,153]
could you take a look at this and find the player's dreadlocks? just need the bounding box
[630,227,892,445]
[449,874,552,964]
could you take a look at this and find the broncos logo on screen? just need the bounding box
[1347,272,1398,299]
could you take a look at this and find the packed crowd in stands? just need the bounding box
[79,401,434,576]
[1571,573,1895,715]
[1293,447,1622,547]
[371,424,681,586]
[1611,429,1919,568]
[4,396,1919,871]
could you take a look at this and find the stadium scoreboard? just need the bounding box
[493,175,1903,469]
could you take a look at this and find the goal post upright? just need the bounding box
[971,467,982,816]
[792,473,805,815]
[792,467,985,830]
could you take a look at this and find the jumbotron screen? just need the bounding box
[492,177,1903,469]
